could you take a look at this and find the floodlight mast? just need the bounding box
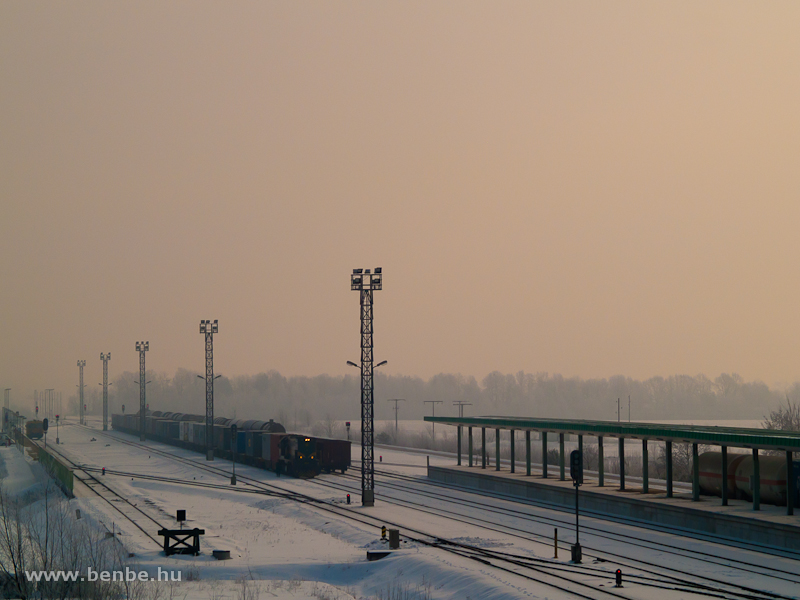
[100,353,111,430]
[350,267,383,507]
[77,361,86,424]
[199,320,219,461]
[135,342,149,440]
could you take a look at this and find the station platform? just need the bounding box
[428,464,800,552]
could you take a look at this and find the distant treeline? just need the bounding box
[67,369,791,427]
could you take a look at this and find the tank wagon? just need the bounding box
[698,451,800,507]
[110,410,350,479]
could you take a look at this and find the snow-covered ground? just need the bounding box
[18,417,800,600]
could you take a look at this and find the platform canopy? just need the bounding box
[424,416,800,452]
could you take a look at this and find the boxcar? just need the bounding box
[316,438,351,474]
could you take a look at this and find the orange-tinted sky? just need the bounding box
[2,2,800,403]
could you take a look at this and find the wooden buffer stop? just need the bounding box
[158,510,205,556]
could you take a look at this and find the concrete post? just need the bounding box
[752,448,759,511]
[481,428,486,469]
[468,427,473,467]
[495,429,501,471]
[666,441,673,498]
[721,445,728,506]
[692,443,700,501]
[510,430,515,473]
[542,431,548,478]
[619,437,625,491]
[525,431,531,475]
[642,440,649,493]
[457,426,462,466]
[559,433,565,481]
[598,436,604,487]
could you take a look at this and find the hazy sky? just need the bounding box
[2,2,800,405]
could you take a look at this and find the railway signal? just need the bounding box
[615,569,623,588]
[55,414,59,444]
[43,418,48,449]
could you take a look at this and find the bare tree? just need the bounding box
[763,397,800,432]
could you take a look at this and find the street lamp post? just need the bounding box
[135,342,149,441]
[199,320,219,461]
[100,353,111,430]
[350,267,384,507]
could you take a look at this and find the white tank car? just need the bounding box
[699,451,796,506]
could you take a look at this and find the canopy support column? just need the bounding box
[598,436,604,486]
[666,441,673,498]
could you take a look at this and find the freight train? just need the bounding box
[25,420,44,440]
[110,411,350,478]
[698,451,800,507]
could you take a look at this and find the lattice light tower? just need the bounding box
[199,320,218,461]
[351,267,383,507]
[77,361,86,424]
[100,352,111,430]
[135,342,149,441]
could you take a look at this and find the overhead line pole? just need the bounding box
[387,399,405,433]
[424,400,443,441]
[453,401,472,418]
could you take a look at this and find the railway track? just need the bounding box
[306,468,800,599]
[357,466,800,569]
[69,424,798,600]
[34,439,167,549]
